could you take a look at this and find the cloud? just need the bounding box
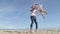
[0,23,15,29]
[0,0,19,13]
[0,6,16,13]
[0,3,18,18]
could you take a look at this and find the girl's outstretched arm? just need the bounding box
[38,9,46,19]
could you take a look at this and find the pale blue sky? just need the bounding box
[0,0,60,30]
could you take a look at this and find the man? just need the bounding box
[30,3,47,32]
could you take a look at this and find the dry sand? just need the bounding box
[0,30,60,34]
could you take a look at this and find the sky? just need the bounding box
[0,0,60,30]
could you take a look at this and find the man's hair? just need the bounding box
[35,3,39,5]
[30,3,39,12]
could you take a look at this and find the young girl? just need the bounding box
[30,3,47,32]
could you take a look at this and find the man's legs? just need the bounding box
[30,16,33,32]
[34,16,38,32]
[30,16,38,32]
[30,21,33,31]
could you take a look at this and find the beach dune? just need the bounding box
[0,30,60,34]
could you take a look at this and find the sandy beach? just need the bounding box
[0,30,60,34]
